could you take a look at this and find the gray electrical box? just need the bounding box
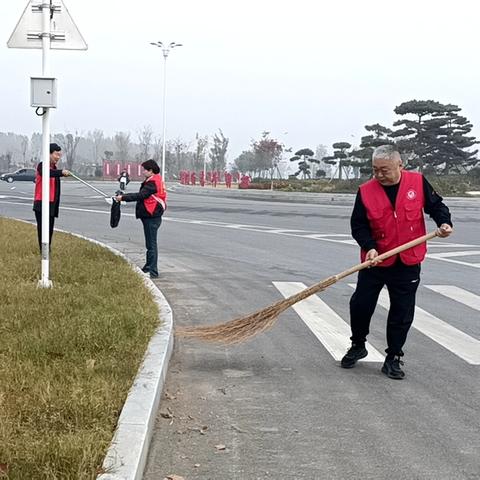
[31,77,58,108]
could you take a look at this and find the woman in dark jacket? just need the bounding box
[115,160,167,278]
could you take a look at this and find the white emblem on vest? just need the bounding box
[407,189,416,200]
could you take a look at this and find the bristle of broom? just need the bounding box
[176,232,438,344]
[175,275,338,344]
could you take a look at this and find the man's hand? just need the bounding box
[436,224,453,238]
[62,170,71,176]
[366,248,382,265]
[115,195,123,202]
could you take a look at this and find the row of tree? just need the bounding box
[231,99,479,180]
[0,128,229,179]
[326,100,479,178]
[1,99,478,179]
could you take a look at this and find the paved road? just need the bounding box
[1,180,479,480]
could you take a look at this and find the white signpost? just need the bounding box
[7,1,87,288]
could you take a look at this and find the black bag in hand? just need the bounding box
[110,199,121,228]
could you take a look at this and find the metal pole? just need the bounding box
[69,172,110,197]
[161,50,168,180]
[39,1,52,288]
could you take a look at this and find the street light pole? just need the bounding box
[40,1,53,288]
[150,41,182,180]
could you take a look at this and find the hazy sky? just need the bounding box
[2,0,480,160]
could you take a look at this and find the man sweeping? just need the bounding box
[341,145,453,379]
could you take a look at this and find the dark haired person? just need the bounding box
[33,143,70,252]
[115,159,167,278]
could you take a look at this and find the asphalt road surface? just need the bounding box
[1,179,479,480]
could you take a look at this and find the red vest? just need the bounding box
[359,171,426,267]
[144,174,167,215]
[34,164,56,202]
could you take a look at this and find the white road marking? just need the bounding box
[273,282,384,362]
[348,284,480,365]
[428,250,480,258]
[428,243,480,248]
[1,198,479,268]
[426,251,480,269]
[425,285,480,312]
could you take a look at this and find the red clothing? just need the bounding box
[34,165,57,203]
[144,174,167,214]
[33,162,64,218]
[359,171,426,267]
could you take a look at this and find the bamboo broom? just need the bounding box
[175,231,439,344]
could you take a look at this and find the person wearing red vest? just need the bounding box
[115,159,167,279]
[32,143,70,252]
[341,145,453,379]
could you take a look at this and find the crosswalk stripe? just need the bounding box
[346,285,480,365]
[424,285,480,312]
[273,282,384,362]
[426,251,480,269]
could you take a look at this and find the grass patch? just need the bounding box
[0,218,159,479]
[249,174,480,195]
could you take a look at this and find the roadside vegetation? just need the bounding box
[248,172,480,196]
[0,217,159,480]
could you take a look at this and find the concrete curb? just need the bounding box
[56,231,174,480]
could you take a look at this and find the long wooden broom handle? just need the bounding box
[273,230,440,309]
[335,230,438,281]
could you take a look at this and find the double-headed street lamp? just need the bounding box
[150,41,182,180]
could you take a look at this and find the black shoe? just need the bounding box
[341,344,368,368]
[381,356,405,380]
[141,266,150,273]
[149,273,159,279]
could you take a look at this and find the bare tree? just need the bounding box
[30,133,42,165]
[169,137,188,175]
[138,125,153,162]
[54,131,81,170]
[114,131,131,164]
[193,133,208,171]
[152,135,162,163]
[209,129,229,171]
[90,129,104,164]
[20,135,29,165]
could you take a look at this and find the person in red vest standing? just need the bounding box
[33,143,70,252]
[341,145,453,379]
[200,170,205,187]
[115,159,167,279]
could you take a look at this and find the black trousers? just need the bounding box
[34,210,55,252]
[349,261,421,357]
[141,216,162,276]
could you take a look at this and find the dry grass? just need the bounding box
[0,218,159,480]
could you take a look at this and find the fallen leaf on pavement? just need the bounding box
[0,464,8,477]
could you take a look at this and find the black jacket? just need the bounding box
[122,179,164,218]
